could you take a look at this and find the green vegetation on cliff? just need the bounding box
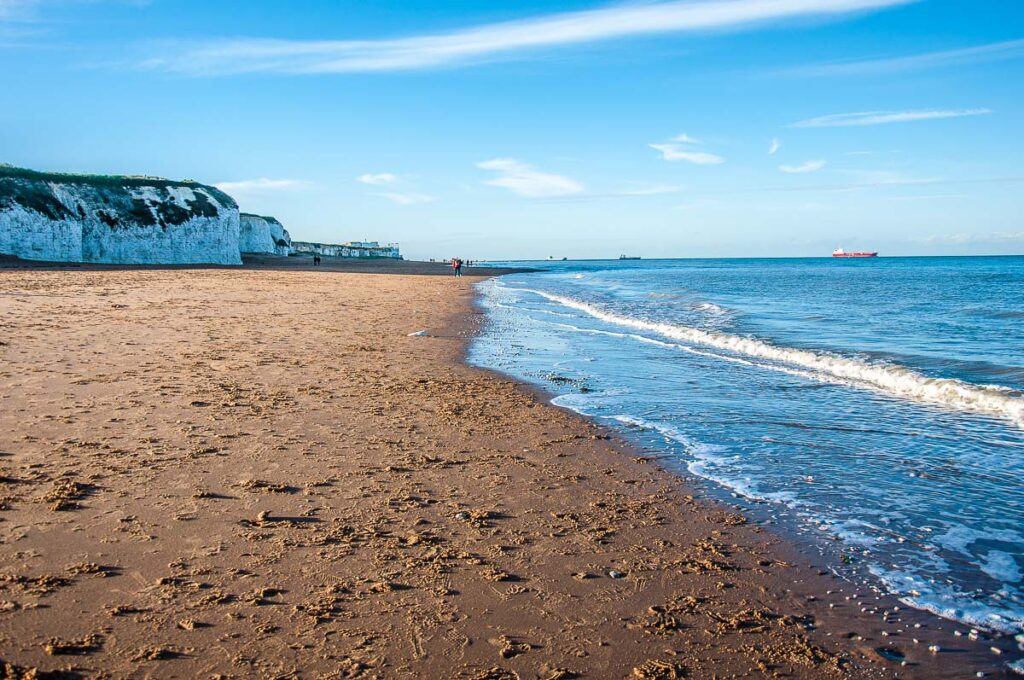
[0,164,238,229]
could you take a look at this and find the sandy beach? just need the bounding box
[0,261,1010,678]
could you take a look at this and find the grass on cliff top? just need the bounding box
[0,164,236,208]
[241,212,283,224]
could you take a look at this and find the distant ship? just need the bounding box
[832,248,878,258]
[619,255,641,260]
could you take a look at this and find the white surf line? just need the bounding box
[548,320,846,385]
[522,288,1024,428]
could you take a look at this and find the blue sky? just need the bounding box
[1,0,1022,259]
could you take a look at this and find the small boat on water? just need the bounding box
[832,248,878,258]
[619,255,641,260]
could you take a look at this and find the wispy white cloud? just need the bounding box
[357,173,434,203]
[747,175,1024,194]
[2,0,152,23]
[783,39,1024,77]
[650,143,724,165]
[356,173,398,185]
[477,158,584,198]
[0,0,37,20]
[619,182,681,196]
[779,159,826,173]
[768,138,782,155]
[885,193,968,201]
[790,108,991,128]
[672,133,700,144]
[922,231,1024,245]
[214,178,308,194]
[0,0,47,44]
[531,182,682,203]
[375,192,436,205]
[139,0,915,75]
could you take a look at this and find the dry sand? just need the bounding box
[0,261,1011,678]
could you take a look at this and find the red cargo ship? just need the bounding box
[832,248,878,258]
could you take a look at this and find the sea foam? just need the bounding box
[524,288,1024,428]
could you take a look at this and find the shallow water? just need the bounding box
[468,256,1024,634]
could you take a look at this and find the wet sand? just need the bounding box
[0,260,1011,678]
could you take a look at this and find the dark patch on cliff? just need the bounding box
[0,178,77,221]
[0,165,237,230]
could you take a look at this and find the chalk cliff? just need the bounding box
[240,213,292,256]
[0,166,241,265]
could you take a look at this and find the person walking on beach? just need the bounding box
[452,257,463,277]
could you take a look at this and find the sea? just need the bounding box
[468,256,1024,636]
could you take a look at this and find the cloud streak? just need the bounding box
[618,182,681,196]
[672,133,700,144]
[376,192,436,205]
[923,231,1024,245]
[779,160,826,173]
[743,175,1024,194]
[650,143,724,165]
[784,38,1024,77]
[0,0,36,20]
[477,158,584,198]
[356,172,398,185]
[768,138,781,155]
[139,0,915,75]
[214,178,307,194]
[790,108,991,128]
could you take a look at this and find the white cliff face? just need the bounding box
[239,213,292,256]
[0,170,241,265]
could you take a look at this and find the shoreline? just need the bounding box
[461,273,1021,675]
[0,262,1014,678]
[0,252,532,277]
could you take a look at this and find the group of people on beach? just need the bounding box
[312,255,322,266]
[451,257,464,277]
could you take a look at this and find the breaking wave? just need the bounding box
[523,289,1024,428]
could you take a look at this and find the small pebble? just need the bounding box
[608,570,625,579]
[928,645,941,654]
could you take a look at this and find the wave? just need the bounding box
[608,415,803,505]
[870,565,1024,634]
[693,301,731,317]
[521,288,1024,428]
